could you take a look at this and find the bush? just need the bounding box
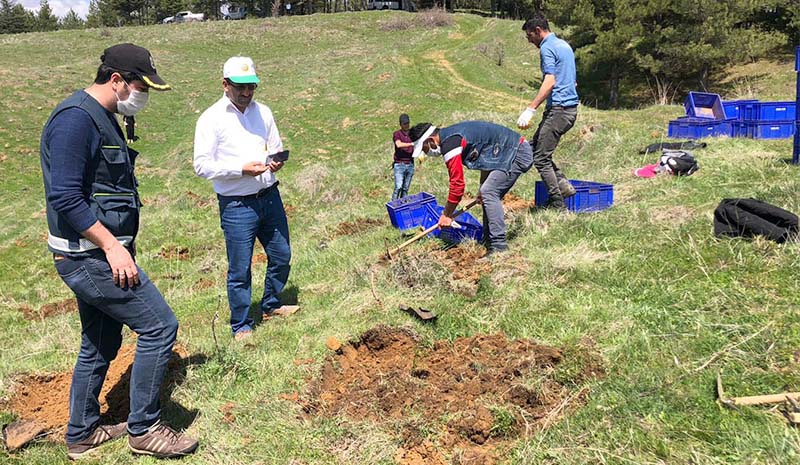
[379,8,453,32]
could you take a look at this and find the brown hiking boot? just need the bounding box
[269,305,300,317]
[128,421,198,458]
[67,422,127,460]
[234,329,253,341]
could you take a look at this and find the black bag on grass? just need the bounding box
[714,198,799,243]
[660,150,699,176]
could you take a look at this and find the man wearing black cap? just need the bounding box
[391,113,415,200]
[40,44,198,459]
[408,120,533,255]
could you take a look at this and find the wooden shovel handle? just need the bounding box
[731,392,800,406]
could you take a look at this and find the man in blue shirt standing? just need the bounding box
[517,13,579,211]
[40,44,198,459]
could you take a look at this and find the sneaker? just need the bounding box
[269,305,300,317]
[128,421,198,458]
[558,179,577,198]
[234,329,253,341]
[67,422,127,460]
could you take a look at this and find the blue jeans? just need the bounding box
[392,162,415,200]
[479,142,534,251]
[218,186,291,334]
[53,252,179,443]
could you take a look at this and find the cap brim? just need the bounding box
[228,75,260,84]
[142,74,171,91]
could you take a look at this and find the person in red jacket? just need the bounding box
[409,121,533,255]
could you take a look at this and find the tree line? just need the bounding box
[544,0,800,107]
[3,0,800,108]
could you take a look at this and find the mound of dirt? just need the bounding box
[431,244,490,284]
[302,326,603,464]
[334,218,384,237]
[3,343,201,443]
[502,193,535,212]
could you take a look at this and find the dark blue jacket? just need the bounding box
[40,91,140,255]
[439,121,523,171]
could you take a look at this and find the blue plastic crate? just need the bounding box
[793,124,800,164]
[535,180,614,213]
[741,102,796,121]
[385,192,437,230]
[795,45,800,72]
[667,117,733,139]
[421,204,483,243]
[684,92,726,120]
[746,120,796,139]
[722,99,758,120]
[731,121,749,138]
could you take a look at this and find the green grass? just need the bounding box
[1,11,800,465]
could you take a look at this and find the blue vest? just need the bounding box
[40,91,140,254]
[439,121,522,171]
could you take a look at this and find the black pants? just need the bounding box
[530,106,577,202]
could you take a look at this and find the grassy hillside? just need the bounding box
[1,11,800,465]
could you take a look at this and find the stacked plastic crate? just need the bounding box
[794,45,800,164]
[734,100,795,139]
[667,92,733,139]
[667,92,796,140]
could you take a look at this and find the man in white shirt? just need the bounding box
[194,56,298,341]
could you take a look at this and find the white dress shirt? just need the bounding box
[193,96,284,196]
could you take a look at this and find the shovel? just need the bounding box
[386,198,480,260]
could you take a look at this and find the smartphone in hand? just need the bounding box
[268,150,290,163]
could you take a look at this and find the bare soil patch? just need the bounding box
[302,326,603,465]
[430,244,489,284]
[158,245,190,261]
[20,298,77,321]
[385,242,489,296]
[185,190,214,208]
[502,193,535,213]
[2,343,202,443]
[334,218,384,237]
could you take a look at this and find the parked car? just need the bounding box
[221,5,247,20]
[368,1,400,9]
[367,1,415,11]
[163,11,205,23]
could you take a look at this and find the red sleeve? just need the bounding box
[445,153,465,204]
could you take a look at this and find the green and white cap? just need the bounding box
[223,56,260,84]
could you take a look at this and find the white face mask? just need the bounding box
[426,141,442,157]
[115,82,149,116]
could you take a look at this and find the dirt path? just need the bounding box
[423,50,527,110]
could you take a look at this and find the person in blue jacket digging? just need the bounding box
[409,121,533,256]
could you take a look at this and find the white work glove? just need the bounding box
[517,107,536,129]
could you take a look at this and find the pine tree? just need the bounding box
[59,8,85,28]
[36,0,58,31]
[0,0,34,33]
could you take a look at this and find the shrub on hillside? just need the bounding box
[379,8,453,32]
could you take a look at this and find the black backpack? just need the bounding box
[660,150,699,176]
[714,198,799,243]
